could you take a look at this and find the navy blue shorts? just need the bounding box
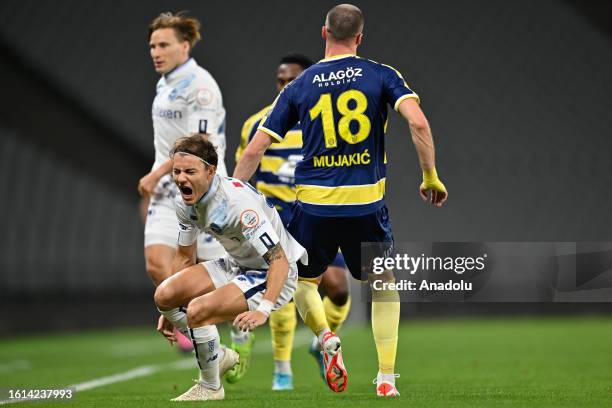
[287,203,393,280]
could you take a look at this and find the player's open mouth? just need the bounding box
[180,186,193,198]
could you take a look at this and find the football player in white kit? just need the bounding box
[139,12,248,354]
[140,12,227,282]
[154,135,307,401]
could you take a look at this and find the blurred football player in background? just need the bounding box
[235,54,351,391]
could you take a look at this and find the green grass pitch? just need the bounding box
[1,317,611,407]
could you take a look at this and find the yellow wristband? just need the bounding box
[421,167,447,193]
[422,168,439,184]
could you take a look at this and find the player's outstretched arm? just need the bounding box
[233,130,273,181]
[234,244,289,331]
[397,98,448,207]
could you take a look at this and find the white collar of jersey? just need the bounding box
[196,173,220,207]
[164,57,196,82]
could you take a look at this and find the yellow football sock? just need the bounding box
[294,278,329,335]
[371,281,400,374]
[269,301,297,362]
[323,295,351,333]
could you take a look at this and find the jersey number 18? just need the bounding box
[309,89,371,148]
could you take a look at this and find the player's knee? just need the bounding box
[154,281,177,310]
[324,267,350,306]
[186,299,212,327]
[327,286,349,306]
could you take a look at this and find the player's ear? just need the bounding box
[355,33,363,46]
[321,26,327,40]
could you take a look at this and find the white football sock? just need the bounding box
[158,307,189,338]
[190,325,221,390]
[377,372,398,385]
[274,360,292,375]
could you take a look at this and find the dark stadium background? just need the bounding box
[1,0,611,334]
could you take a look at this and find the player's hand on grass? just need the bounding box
[157,315,176,345]
[419,168,448,208]
[138,171,160,196]
[233,311,268,332]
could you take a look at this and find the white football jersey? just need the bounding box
[151,58,227,176]
[175,175,308,270]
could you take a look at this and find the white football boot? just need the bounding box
[374,373,400,397]
[171,381,224,401]
[320,331,348,392]
[218,346,239,377]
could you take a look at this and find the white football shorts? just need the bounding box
[202,255,297,312]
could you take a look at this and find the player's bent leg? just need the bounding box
[307,264,350,382]
[294,277,348,392]
[269,301,296,390]
[155,264,217,353]
[173,284,248,401]
[321,264,351,332]
[294,277,327,335]
[154,264,216,310]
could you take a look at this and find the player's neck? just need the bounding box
[324,43,357,59]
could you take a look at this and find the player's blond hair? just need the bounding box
[148,11,202,49]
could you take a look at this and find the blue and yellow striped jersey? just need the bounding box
[259,54,419,217]
[236,105,302,225]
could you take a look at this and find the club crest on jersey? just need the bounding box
[196,88,213,106]
[240,209,260,229]
[312,67,362,87]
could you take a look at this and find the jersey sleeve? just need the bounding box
[175,198,200,247]
[258,85,298,143]
[238,205,281,260]
[185,85,221,136]
[381,64,420,111]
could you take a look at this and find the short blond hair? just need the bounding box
[148,11,201,49]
